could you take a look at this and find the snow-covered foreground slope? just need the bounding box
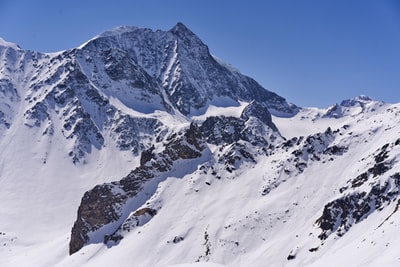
[1,23,400,267]
[59,99,400,267]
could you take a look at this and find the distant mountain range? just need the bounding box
[1,23,399,267]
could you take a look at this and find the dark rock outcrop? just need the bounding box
[316,176,400,240]
[200,116,245,145]
[316,139,400,240]
[69,123,206,254]
[104,207,157,246]
[79,23,298,116]
[240,101,278,132]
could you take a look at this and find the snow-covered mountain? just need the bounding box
[1,23,400,267]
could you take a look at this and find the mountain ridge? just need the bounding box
[0,23,399,267]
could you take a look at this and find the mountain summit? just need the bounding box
[1,24,400,267]
[79,22,298,116]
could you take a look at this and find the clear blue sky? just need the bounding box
[1,0,399,108]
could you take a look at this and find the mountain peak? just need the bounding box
[76,23,297,116]
[170,22,191,33]
[169,22,198,40]
[340,95,375,107]
[2,22,400,267]
[356,94,373,101]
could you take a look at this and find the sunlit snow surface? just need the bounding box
[1,30,400,266]
[165,263,225,267]
[2,95,400,267]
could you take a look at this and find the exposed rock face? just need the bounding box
[240,100,277,132]
[316,139,400,240]
[200,116,245,145]
[104,207,157,246]
[110,115,161,154]
[69,123,207,255]
[69,107,282,254]
[217,141,257,173]
[69,183,122,254]
[199,101,279,147]
[4,22,400,266]
[0,22,297,166]
[78,23,298,116]
[316,175,400,240]
[64,24,296,254]
[323,103,343,118]
[261,127,349,196]
[322,95,379,119]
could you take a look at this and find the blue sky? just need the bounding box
[0,0,399,108]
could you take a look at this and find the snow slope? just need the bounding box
[1,24,400,267]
